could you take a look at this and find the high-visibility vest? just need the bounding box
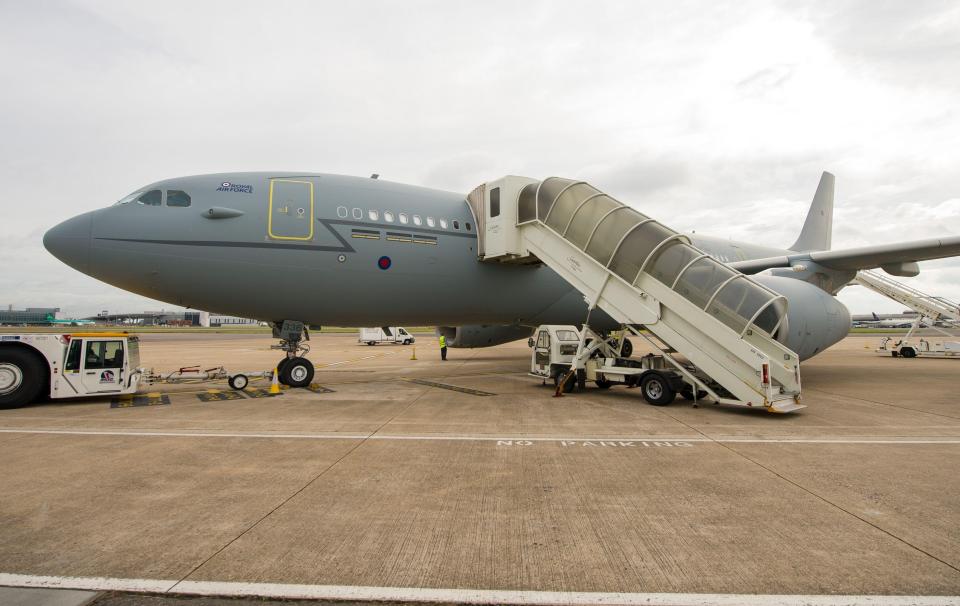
[439,335,447,348]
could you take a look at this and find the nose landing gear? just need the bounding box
[271,320,316,388]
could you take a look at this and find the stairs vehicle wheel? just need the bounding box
[554,370,575,393]
[680,385,707,401]
[280,357,315,388]
[900,347,917,358]
[641,371,675,406]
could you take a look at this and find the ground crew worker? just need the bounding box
[439,334,448,360]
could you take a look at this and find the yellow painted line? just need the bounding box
[320,350,397,368]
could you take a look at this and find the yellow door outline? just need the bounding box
[268,179,314,240]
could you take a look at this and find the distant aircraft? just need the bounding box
[45,314,94,327]
[854,312,919,329]
[43,171,960,382]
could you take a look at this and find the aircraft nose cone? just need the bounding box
[44,212,93,273]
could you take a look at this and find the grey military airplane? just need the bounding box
[43,170,960,386]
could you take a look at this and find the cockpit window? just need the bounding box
[115,191,144,205]
[137,190,162,206]
[166,190,191,207]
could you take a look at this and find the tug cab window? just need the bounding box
[137,190,162,206]
[64,340,82,371]
[166,190,191,207]
[84,340,123,369]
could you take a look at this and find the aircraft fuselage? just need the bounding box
[44,172,851,359]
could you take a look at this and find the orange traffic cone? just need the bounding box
[269,367,281,394]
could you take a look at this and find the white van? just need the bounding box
[358,327,415,346]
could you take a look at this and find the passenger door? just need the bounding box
[80,339,125,393]
[534,330,551,375]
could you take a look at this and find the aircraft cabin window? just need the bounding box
[440,219,449,229]
[466,222,472,231]
[166,190,191,207]
[453,220,460,230]
[137,190,162,206]
[337,206,348,218]
[490,187,501,218]
[352,208,362,220]
[427,217,436,228]
[413,215,423,226]
[368,209,379,221]
[399,213,409,224]
[384,211,395,222]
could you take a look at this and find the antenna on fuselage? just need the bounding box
[370,173,379,179]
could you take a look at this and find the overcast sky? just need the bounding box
[2,0,959,318]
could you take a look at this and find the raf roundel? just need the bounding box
[377,256,392,270]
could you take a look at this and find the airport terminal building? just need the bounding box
[0,306,60,325]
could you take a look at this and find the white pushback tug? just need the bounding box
[0,332,277,409]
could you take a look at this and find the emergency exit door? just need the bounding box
[268,179,314,240]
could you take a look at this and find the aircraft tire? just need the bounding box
[596,377,612,389]
[367,342,376,346]
[280,357,315,388]
[0,348,44,409]
[641,371,675,406]
[621,338,633,358]
[276,357,294,385]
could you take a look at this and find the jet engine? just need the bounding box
[753,275,851,360]
[437,324,533,348]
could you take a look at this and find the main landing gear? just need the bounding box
[271,320,316,388]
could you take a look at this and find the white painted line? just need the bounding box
[0,573,954,605]
[0,573,176,593]
[0,428,959,445]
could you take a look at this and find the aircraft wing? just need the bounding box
[730,236,960,275]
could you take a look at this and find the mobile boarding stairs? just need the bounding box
[468,176,804,413]
[855,269,960,330]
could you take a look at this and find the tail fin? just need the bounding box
[872,312,880,321]
[789,171,834,252]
